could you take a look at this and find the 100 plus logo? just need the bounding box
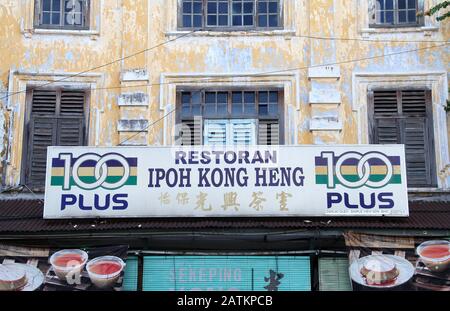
[315,152,402,210]
[50,153,137,211]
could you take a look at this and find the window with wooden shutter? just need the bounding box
[177,89,282,146]
[258,120,279,145]
[24,89,87,189]
[204,119,228,145]
[369,89,436,188]
[180,118,203,146]
[230,119,256,145]
[203,119,256,146]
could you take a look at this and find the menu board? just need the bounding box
[0,244,128,291]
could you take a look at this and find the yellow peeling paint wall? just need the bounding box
[0,0,449,188]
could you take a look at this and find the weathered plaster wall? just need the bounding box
[0,0,149,186]
[0,0,448,188]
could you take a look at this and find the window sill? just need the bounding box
[165,29,296,38]
[361,26,439,36]
[24,28,100,38]
[408,188,449,194]
[408,188,450,201]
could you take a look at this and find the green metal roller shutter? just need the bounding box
[143,256,311,291]
[122,256,139,291]
[318,257,352,291]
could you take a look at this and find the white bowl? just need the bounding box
[86,256,125,289]
[49,249,88,283]
[417,240,450,273]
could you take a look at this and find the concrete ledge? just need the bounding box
[121,69,149,82]
[118,132,148,146]
[118,92,149,106]
[309,91,341,104]
[309,119,343,131]
[165,29,296,37]
[117,120,149,132]
[360,26,439,35]
[308,65,340,79]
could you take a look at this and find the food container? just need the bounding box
[417,240,450,273]
[86,256,125,289]
[49,249,88,282]
[350,254,415,289]
[360,255,400,286]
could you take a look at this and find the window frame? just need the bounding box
[368,87,437,188]
[369,0,423,28]
[21,87,90,191]
[177,0,284,31]
[176,87,284,145]
[34,0,90,30]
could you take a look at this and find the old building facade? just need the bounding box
[0,0,448,291]
[0,0,449,190]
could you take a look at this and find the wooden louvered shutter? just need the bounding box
[26,89,86,188]
[31,90,58,115]
[34,0,42,27]
[58,90,86,145]
[230,119,256,145]
[370,89,436,188]
[204,120,228,146]
[82,0,90,28]
[180,117,203,146]
[402,117,432,186]
[27,117,58,187]
[374,118,401,144]
[57,119,85,145]
[26,90,58,187]
[258,120,279,145]
[400,90,435,187]
[370,90,401,145]
[368,0,377,26]
[60,91,85,116]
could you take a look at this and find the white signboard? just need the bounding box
[44,145,409,219]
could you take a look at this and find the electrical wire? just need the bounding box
[0,33,447,99]
[239,43,448,77]
[246,30,449,43]
[0,36,447,185]
[118,107,178,146]
[0,30,198,103]
[8,42,443,94]
[115,42,448,145]
[21,184,45,204]
[0,43,446,182]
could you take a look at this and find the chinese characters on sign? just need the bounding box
[158,191,292,213]
[264,270,284,291]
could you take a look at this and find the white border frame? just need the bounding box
[158,71,301,146]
